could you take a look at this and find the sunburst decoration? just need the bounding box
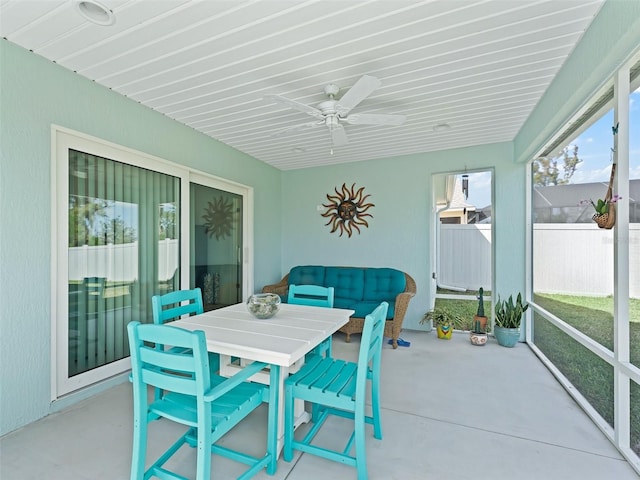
[321,183,374,237]
[202,196,234,240]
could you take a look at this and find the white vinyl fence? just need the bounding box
[68,239,178,283]
[439,224,492,290]
[439,224,640,298]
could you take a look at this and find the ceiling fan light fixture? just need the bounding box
[74,0,115,26]
[433,123,451,132]
[266,75,405,147]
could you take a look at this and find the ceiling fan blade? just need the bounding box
[335,75,381,115]
[270,120,323,138]
[330,124,349,146]
[264,94,324,119]
[344,113,406,126]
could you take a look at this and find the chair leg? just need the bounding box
[311,402,320,423]
[153,380,166,405]
[283,383,294,462]
[371,377,382,440]
[208,352,220,373]
[196,416,212,480]
[130,409,147,480]
[354,409,368,480]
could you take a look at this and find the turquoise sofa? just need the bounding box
[262,265,416,348]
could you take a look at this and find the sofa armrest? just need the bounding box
[261,273,290,298]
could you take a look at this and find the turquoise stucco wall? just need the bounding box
[0,40,282,435]
[279,142,524,330]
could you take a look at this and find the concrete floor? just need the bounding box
[1,330,638,479]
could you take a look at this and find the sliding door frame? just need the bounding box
[51,126,253,400]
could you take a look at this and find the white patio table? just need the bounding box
[167,302,354,454]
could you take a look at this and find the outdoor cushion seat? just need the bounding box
[262,266,415,348]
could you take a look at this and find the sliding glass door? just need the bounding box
[190,182,243,310]
[54,129,252,397]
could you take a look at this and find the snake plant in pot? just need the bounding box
[494,293,529,347]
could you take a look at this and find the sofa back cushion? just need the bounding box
[324,267,365,301]
[363,268,406,302]
[288,265,326,287]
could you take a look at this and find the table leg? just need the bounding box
[219,355,311,456]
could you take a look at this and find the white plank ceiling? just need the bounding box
[0,0,605,170]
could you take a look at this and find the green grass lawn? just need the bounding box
[529,294,639,456]
[435,292,640,455]
[533,293,640,366]
[433,289,491,331]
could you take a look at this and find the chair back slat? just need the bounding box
[288,284,334,308]
[129,322,211,396]
[141,369,199,396]
[288,284,336,357]
[139,345,200,375]
[152,288,204,325]
[355,302,388,400]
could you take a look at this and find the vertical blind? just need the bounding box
[67,149,180,376]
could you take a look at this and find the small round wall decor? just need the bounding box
[321,183,374,237]
[202,196,234,240]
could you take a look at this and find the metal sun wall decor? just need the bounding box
[202,196,234,240]
[321,183,374,237]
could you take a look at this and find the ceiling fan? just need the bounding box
[265,75,406,149]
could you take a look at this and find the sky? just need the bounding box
[460,88,640,209]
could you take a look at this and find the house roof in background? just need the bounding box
[534,179,640,209]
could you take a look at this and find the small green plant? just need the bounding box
[579,195,621,215]
[471,318,484,334]
[476,287,485,317]
[421,307,462,327]
[495,293,529,328]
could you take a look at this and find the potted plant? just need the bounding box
[421,307,460,340]
[579,163,620,230]
[494,293,529,347]
[473,288,488,329]
[470,288,488,346]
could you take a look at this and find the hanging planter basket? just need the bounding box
[592,163,617,230]
[592,206,615,229]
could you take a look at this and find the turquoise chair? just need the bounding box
[152,288,220,400]
[283,301,388,480]
[152,288,204,324]
[127,321,279,480]
[287,284,335,357]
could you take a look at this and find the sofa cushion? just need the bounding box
[352,300,395,319]
[288,265,326,287]
[333,297,358,312]
[363,268,406,302]
[324,267,365,301]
